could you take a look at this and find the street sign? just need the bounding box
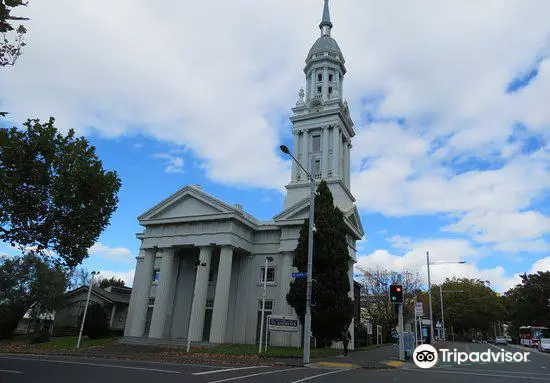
[415,302,424,316]
[421,319,431,325]
[292,272,308,279]
[366,322,373,335]
[267,315,300,332]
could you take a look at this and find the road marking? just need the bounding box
[385,360,405,367]
[207,367,300,383]
[407,368,550,380]
[0,369,23,374]
[438,367,550,377]
[0,356,181,374]
[317,362,357,368]
[193,366,268,375]
[288,369,349,383]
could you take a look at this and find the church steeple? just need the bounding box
[319,0,333,36]
[283,0,356,211]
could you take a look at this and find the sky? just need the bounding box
[0,0,549,292]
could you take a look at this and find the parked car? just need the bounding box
[494,336,508,345]
[505,335,512,343]
[538,337,550,352]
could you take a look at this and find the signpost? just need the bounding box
[292,272,308,279]
[414,301,424,346]
[415,302,424,316]
[366,322,373,335]
[266,315,300,351]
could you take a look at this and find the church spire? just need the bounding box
[319,0,333,36]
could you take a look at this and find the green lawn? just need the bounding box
[34,336,120,350]
[191,343,341,358]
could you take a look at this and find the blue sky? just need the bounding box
[1,0,549,292]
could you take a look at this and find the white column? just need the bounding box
[348,259,355,350]
[209,246,234,343]
[346,143,352,188]
[310,71,315,100]
[292,133,299,182]
[301,130,310,181]
[341,137,346,183]
[322,126,329,178]
[149,248,175,339]
[109,304,116,328]
[332,127,340,179]
[187,246,212,342]
[129,249,155,337]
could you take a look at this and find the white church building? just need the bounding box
[123,0,364,348]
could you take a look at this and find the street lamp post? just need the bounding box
[426,251,434,343]
[259,256,274,354]
[426,253,465,343]
[439,289,464,341]
[77,271,99,349]
[280,145,315,365]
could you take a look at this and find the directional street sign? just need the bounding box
[292,272,308,279]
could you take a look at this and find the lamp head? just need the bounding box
[279,145,290,154]
[266,256,274,262]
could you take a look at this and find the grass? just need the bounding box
[34,336,120,350]
[190,343,341,358]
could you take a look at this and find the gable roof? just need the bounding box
[138,185,261,228]
[65,286,131,304]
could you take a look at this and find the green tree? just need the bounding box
[83,303,110,339]
[99,277,125,289]
[0,253,67,337]
[505,271,550,341]
[0,118,122,267]
[431,277,506,340]
[286,180,353,348]
[0,0,28,69]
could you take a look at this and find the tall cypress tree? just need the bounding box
[286,180,353,348]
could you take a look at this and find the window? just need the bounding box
[260,267,275,283]
[328,73,333,82]
[152,270,160,284]
[317,73,322,82]
[258,300,273,310]
[315,159,322,178]
[312,135,321,152]
[328,86,333,94]
[317,86,322,94]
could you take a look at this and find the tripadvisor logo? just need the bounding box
[413,344,438,369]
[413,345,531,369]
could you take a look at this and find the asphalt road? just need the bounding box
[1,342,549,383]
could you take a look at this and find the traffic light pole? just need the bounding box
[398,303,404,361]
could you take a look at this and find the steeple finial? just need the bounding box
[319,0,333,36]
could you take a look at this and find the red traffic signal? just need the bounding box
[390,284,404,303]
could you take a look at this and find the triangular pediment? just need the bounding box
[139,186,236,222]
[273,197,310,222]
[344,205,364,239]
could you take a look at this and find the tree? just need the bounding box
[0,0,28,69]
[0,253,67,337]
[83,303,110,339]
[286,180,353,348]
[66,267,90,291]
[505,271,550,341]
[99,277,125,289]
[430,277,506,340]
[0,118,122,267]
[356,267,423,342]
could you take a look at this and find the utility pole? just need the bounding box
[426,251,434,343]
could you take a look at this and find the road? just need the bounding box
[1,342,549,383]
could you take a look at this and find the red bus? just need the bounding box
[519,326,548,347]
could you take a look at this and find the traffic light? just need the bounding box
[390,284,403,303]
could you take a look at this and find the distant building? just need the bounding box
[123,0,364,349]
[53,285,131,335]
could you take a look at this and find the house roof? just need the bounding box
[65,286,131,304]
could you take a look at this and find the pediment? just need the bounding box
[273,197,310,222]
[139,186,236,222]
[344,205,364,239]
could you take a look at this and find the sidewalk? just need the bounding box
[276,344,404,369]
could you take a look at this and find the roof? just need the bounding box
[307,35,343,60]
[65,285,131,305]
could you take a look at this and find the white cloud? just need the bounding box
[153,152,185,174]
[88,243,134,262]
[355,237,521,292]
[97,269,136,287]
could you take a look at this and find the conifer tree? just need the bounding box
[286,180,353,348]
